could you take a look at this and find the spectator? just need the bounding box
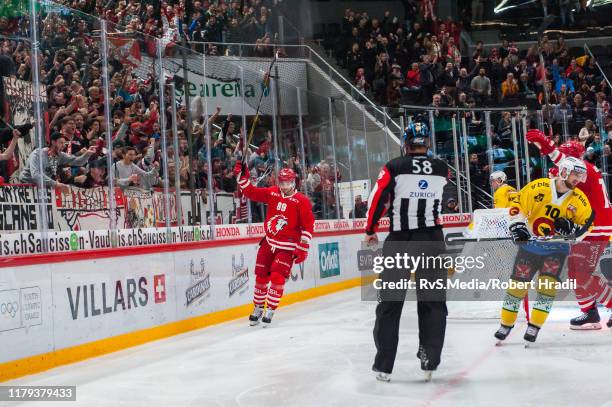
[349,195,368,218]
[437,62,458,100]
[372,52,391,104]
[578,120,596,146]
[419,54,437,104]
[596,92,610,116]
[583,58,600,85]
[426,35,442,59]
[586,133,603,155]
[429,93,450,119]
[19,132,96,193]
[354,67,369,93]
[472,41,487,63]
[404,62,422,91]
[446,38,461,65]
[112,146,159,190]
[603,144,611,162]
[442,197,459,213]
[496,111,513,147]
[456,67,471,95]
[572,93,594,132]
[501,73,519,101]
[518,73,536,99]
[386,79,402,108]
[469,152,488,198]
[79,158,107,188]
[470,68,491,106]
[552,95,573,131]
[346,43,364,78]
[555,71,575,94]
[538,81,558,105]
[566,57,583,80]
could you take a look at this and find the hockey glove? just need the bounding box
[509,222,531,243]
[554,217,576,236]
[526,129,555,156]
[292,241,309,264]
[233,160,249,179]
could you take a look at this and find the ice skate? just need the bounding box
[418,346,436,380]
[248,305,264,326]
[607,314,612,328]
[372,366,391,382]
[570,307,601,330]
[416,345,424,360]
[523,323,540,347]
[375,371,391,382]
[494,324,513,345]
[422,370,434,382]
[261,308,274,327]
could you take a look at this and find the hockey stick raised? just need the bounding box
[241,49,279,160]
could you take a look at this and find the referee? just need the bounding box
[364,120,449,382]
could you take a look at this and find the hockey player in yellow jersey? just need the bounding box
[490,170,518,208]
[495,156,594,344]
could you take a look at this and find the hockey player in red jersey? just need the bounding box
[527,129,612,329]
[234,162,315,326]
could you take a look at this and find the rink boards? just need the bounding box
[0,216,468,381]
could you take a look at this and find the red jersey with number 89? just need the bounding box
[238,177,315,251]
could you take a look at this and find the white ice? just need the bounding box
[6,288,612,407]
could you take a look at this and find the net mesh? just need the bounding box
[449,209,520,320]
[463,208,513,240]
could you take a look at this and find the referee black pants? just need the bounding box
[373,227,448,374]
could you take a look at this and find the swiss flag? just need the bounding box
[109,37,142,67]
[153,274,166,304]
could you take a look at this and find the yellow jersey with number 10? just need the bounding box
[493,184,518,209]
[509,178,594,237]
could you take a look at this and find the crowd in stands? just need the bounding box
[0,0,344,222]
[0,0,611,224]
[330,2,612,203]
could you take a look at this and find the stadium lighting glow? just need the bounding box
[494,0,536,14]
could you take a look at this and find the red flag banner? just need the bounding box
[109,37,142,67]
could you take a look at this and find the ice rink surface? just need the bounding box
[6,287,612,407]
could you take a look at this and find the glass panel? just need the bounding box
[36,4,112,240]
[459,109,492,210]
[155,38,171,233]
[345,104,370,220]
[302,91,333,220]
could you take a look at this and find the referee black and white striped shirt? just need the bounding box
[365,154,448,233]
